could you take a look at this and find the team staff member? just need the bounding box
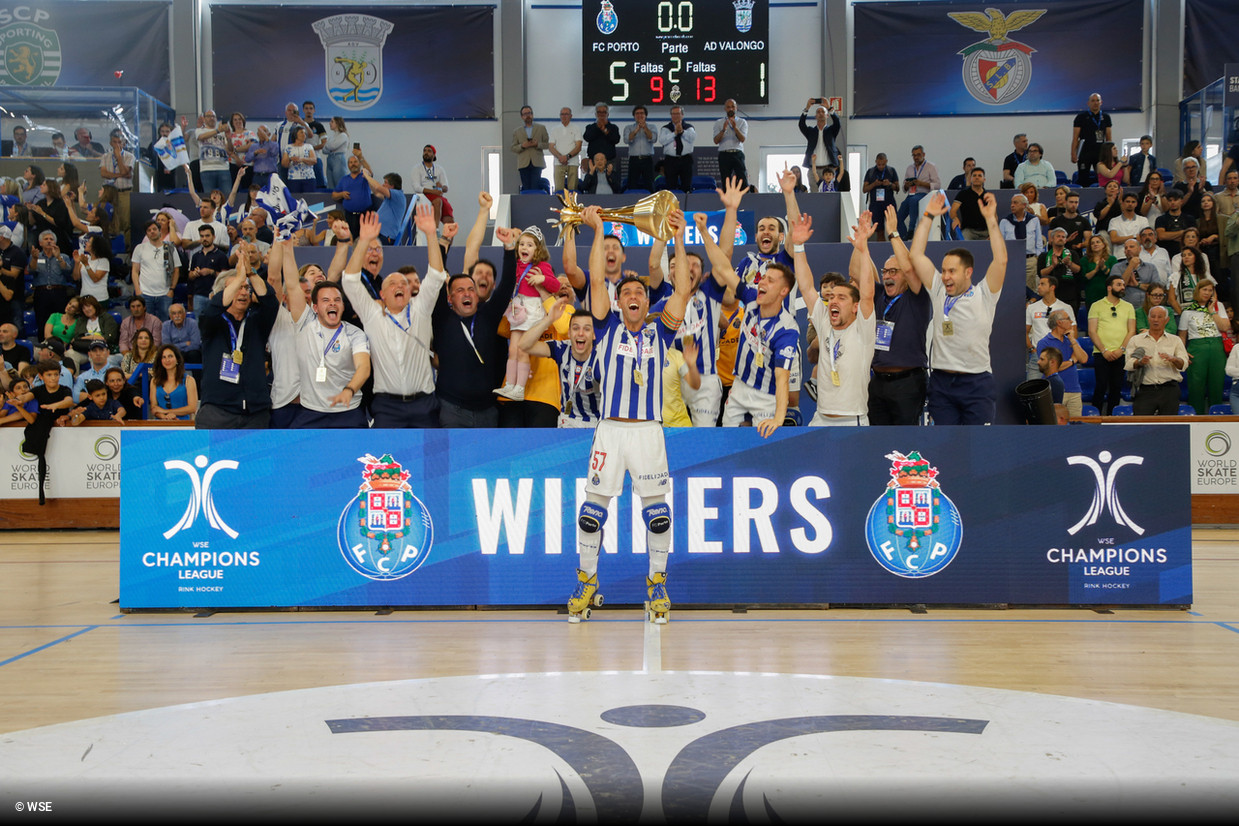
[907,190,1009,425]
[195,245,280,429]
[570,204,690,625]
[790,210,877,425]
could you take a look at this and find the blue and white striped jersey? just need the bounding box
[736,249,799,313]
[593,311,680,421]
[732,283,800,396]
[546,341,602,425]
[652,275,725,376]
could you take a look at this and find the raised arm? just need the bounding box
[462,191,493,274]
[583,206,610,322]
[789,213,817,314]
[884,204,920,293]
[560,224,586,291]
[907,191,948,291]
[647,234,667,292]
[779,164,802,250]
[280,240,308,323]
[695,211,740,294]
[717,174,745,260]
[325,219,352,283]
[848,211,878,319]
[663,211,691,321]
[979,192,1008,294]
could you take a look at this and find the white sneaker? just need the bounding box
[508,385,525,401]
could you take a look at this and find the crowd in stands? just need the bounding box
[6,91,1239,434]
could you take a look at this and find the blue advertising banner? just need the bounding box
[852,0,1142,117]
[120,427,1191,611]
[210,5,494,120]
[0,1,171,100]
[1184,0,1239,96]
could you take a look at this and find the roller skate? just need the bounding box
[567,569,603,623]
[645,572,670,624]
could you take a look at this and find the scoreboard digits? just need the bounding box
[583,0,769,107]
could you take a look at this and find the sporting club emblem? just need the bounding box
[313,13,393,111]
[949,8,1047,106]
[337,453,434,581]
[865,451,963,578]
[596,1,619,35]
[0,19,62,86]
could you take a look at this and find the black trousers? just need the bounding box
[867,368,928,425]
[664,154,693,192]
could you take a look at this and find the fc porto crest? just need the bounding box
[337,453,433,581]
[596,1,619,35]
[0,18,62,86]
[949,8,1047,106]
[864,451,963,578]
[313,13,394,111]
[734,0,755,33]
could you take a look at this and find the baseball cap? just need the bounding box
[88,339,109,350]
[40,338,65,355]
[0,225,11,240]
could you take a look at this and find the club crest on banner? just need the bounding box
[337,453,434,581]
[865,450,963,578]
[949,8,1047,106]
[734,0,755,33]
[313,13,393,111]
[0,16,61,86]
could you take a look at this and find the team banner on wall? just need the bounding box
[1183,0,1239,96]
[210,5,494,120]
[0,1,171,100]
[120,427,1190,610]
[852,1,1142,117]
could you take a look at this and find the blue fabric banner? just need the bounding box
[853,0,1142,117]
[0,1,171,101]
[120,426,1191,610]
[210,5,495,121]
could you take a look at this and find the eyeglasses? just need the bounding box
[880,267,900,276]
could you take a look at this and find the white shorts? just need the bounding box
[682,372,723,427]
[585,419,670,499]
[558,413,598,429]
[809,411,869,426]
[721,380,777,427]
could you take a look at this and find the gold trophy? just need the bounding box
[550,190,680,243]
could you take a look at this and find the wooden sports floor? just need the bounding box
[2,527,1237,821]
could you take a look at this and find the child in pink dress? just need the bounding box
[496,226,561,401]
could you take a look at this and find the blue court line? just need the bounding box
[0,626,98,667]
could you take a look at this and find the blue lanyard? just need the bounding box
[385,305,411,333]
[882,292,902,320]
[319,324,344,362]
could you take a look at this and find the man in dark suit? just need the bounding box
[799,99,841,184]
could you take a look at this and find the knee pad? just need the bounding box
[578,501,607,534]
[643,502,671,534]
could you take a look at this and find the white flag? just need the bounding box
[152,125,190,171]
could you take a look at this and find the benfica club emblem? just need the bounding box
[336,453,434,581]
[864,450,963,578]
[949,8,1047,106]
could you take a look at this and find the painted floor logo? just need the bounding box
[865,450,962,578]
[337,453,433,580]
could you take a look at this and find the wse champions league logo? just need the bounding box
[864,451,963,578]
[949,8,1047,106]
[313,13,392,111]
[336,453,433,581]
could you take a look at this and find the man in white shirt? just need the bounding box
[713,99,749,190]
[1013,142,1056,189]
[1138,226,1172,288]
[1108,193,1151,248]
[908,190,1009,424]
[340,207,444,428]
[1025,275,1073,379]
[284,261,371,429]
[623,105,656,192]
[658,106,696,192]
[897,145,941,237]
[191,109,232,196]
[549,106,583,193]
[131,221,179,321]
[181,200,231,259]
[99,129,135,243]
[412,144,452,228]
